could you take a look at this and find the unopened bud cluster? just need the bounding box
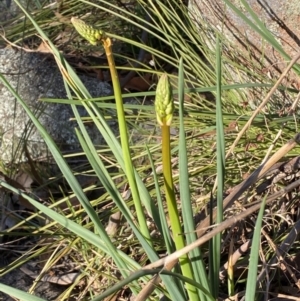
[71,17,104,45]
[155,74,174,126]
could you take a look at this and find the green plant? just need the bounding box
[71,16,152,245]
[1,0,300,300]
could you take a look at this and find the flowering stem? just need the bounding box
[156,74,199,301]
[71,17,151,244]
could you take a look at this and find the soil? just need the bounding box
[0,266,65,300]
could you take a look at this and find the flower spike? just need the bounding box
[155,74,174,126]
[71,17,105,45]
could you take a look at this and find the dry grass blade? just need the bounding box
[141,175,300,272]
[227,238,234,296]
[196,133,300,238]
[268,292,300,300]
[220,240,251,281]
[135,274,161,301]
[261,227,300,290]
[256,218,300,285]
[226,52,300,158]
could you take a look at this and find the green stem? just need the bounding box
[161,123,200,301]
[102,39,151,244]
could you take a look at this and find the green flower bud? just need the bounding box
[155,74,174,126]
[71,17,104,45]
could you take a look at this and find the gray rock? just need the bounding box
[189,0,300,69]
[0,0,18,23]
[0,47,112,163]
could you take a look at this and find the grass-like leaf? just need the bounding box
[178,57,210,298]
[210,36,226,297]
[245,197,267,300]
[0,283,45,301]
